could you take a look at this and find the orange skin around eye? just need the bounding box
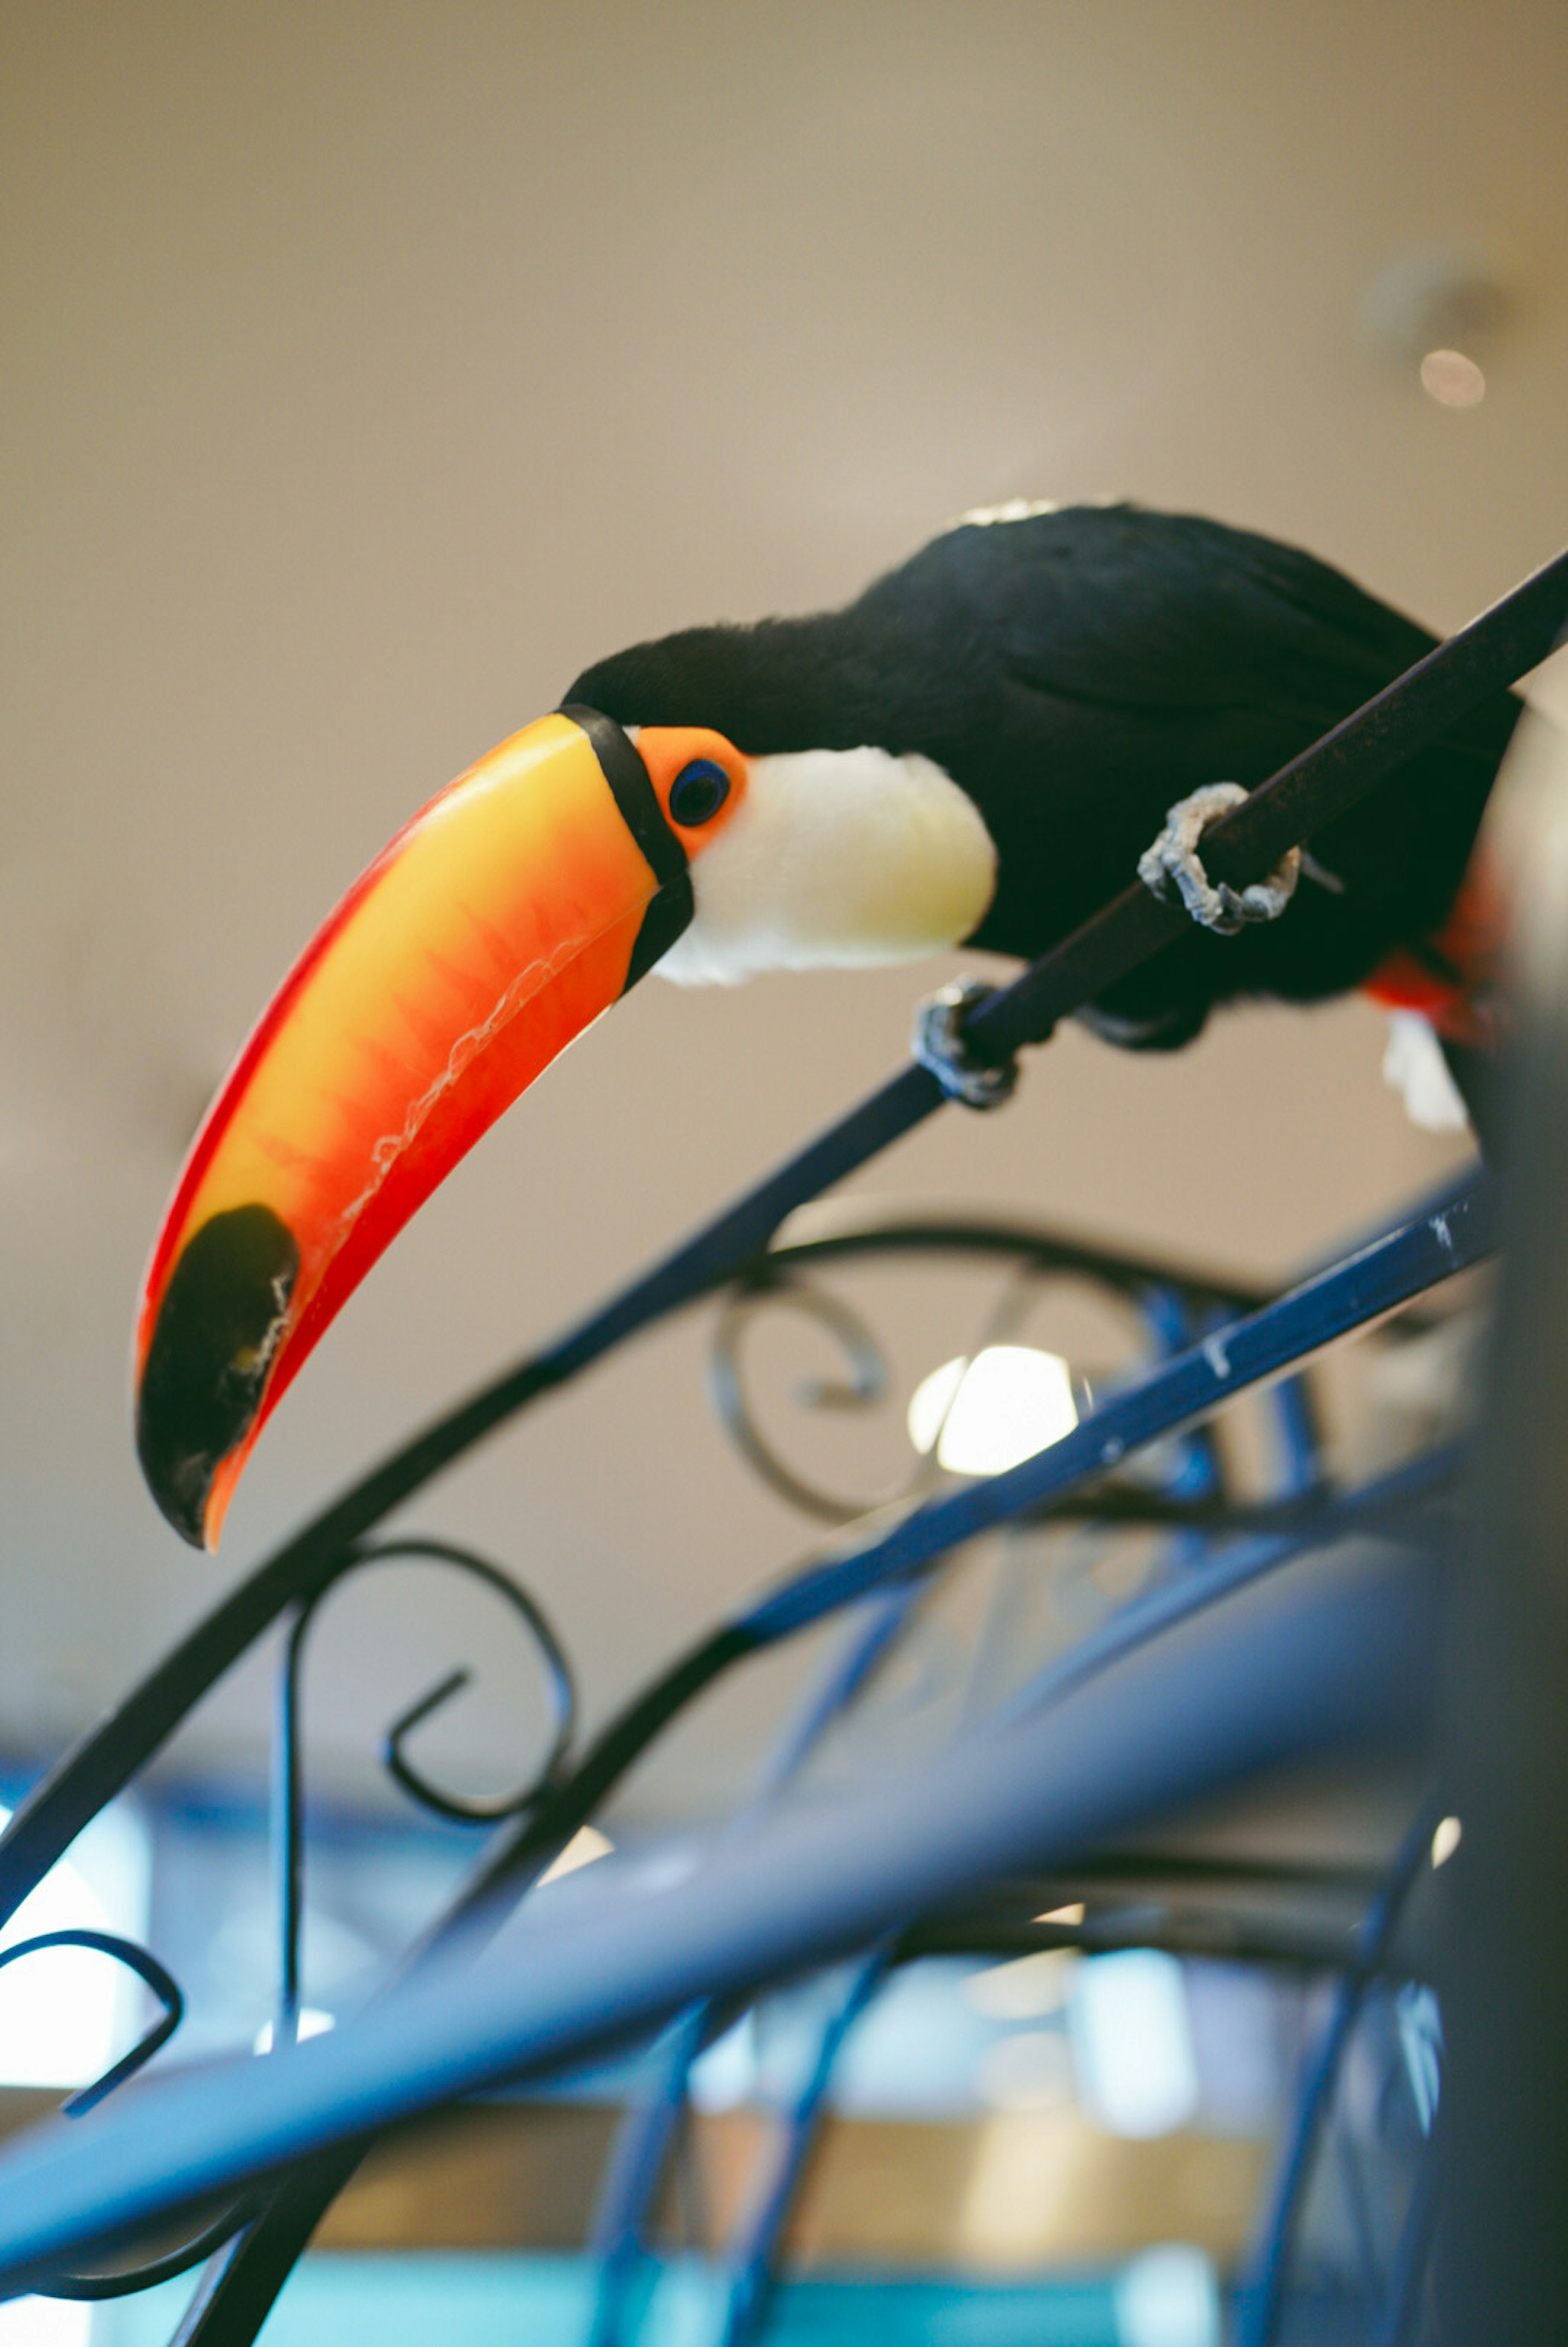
[635,725,751,846]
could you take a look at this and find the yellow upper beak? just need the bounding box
[134,708,746,1548]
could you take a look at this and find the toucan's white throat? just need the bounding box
[655,745,997,987]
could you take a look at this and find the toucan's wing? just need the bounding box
[976,507,1441,719]
[912,509,1519,999]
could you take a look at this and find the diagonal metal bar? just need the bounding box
[715,1951,889,2347]
[728,1174,1493,1647]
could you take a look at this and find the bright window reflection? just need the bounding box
[1069,1950,1200,2138]
[908,1346,1078,1475]
[974,2027,1074,2112]
[0,1801,150,2088]
[1116,2244,1221,2347]
[963,1948,1077,2021]
[0,2299,91,2347]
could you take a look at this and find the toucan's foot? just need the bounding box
[1138,782,1302,937]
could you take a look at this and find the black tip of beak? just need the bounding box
[136,1205,301,1548]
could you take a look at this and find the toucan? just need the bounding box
[132,502,1519,1548]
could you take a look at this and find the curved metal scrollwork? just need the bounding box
[1,1537,581,2307]
[0,1180,1492,2340]
[706,1209,1275,1530]
[274,1535,577,2033]
[365,1539,577,1824]
[0,1928,182,2119]
[710,1278,907,1522]
[0,1928,246,2301]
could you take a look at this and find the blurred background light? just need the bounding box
[907,1346,1078,1475]
[1396,1982,1443,2135]
[1420,348,1486,407]
[1114,2243,1221,2347]
[0,1801,149,2090]
[0,2300,91,2347]
[687,2011,756,2113]
[964,1948,1078,2021]
[975,2026,1075,2113]
[1070,1951,1200,2139]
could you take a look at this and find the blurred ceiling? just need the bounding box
[1,0,1564,1814]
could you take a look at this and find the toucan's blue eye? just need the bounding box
[668,758,731,828]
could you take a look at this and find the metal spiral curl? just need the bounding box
[707,1224,1221,1529]
[274,1535,578,2035]
[13,1539,579,2307]
[367,1540,577,1824]
[0,1928,252,2301]
[709,1277,916,1523]
[0,1928,183,2120]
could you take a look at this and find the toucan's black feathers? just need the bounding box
[568,506,1521,1048]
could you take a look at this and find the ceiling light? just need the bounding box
[907,1345,1078,1475]
[1420,348,1486,408]
[1068,1949,1199,2138]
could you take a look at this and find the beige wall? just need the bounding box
[1,2,1564,1803]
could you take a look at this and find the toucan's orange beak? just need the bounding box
[134,707,747,1548]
